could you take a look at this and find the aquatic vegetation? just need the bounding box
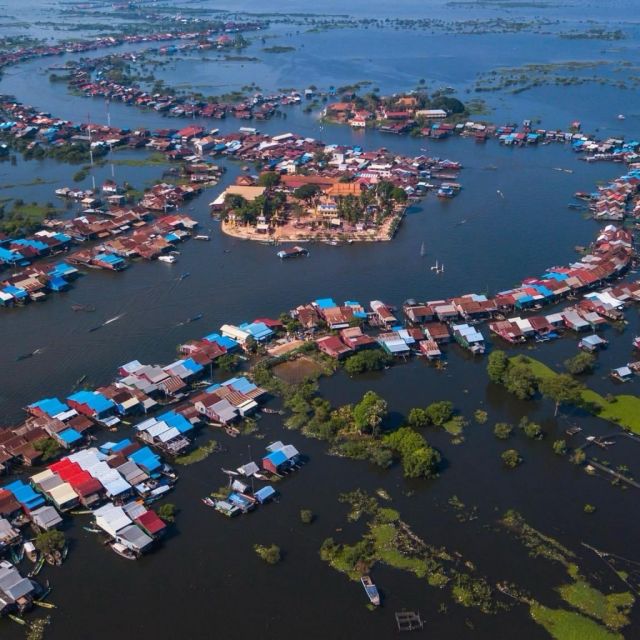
[501,449,522,468]
[262,45,296,53]
[322,493,498,612]
[530,604,623,640]
[300,509,314,524]
[474,409,488,424]
[254,544,282,564]
[557,580,633,630]
[174,439,219,465]
[493,422,513,439]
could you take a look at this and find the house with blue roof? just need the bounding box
[202,332,238,351]
[262,442,300,474]
[238,321,273,342]
[3,480,45,511]
[67,390,115,420]
[28,397,70,419]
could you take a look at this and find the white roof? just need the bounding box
[95,504,132,536]
[48,482,78,506]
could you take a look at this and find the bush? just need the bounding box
[520,417,544,440]
[424,401,454,427]
[501,449,521,469]
[474,409,488,424]
[344,349,392,375]
[157,503,176,523]
[564,352,596,375]
[254,544,282,564]
[552,439,568,455]
[493,422,513,440]
[300,509,314,524]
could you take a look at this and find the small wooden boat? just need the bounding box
[34,599,56,609]
[109,542,137,560]
[28,556,45,577]
[7,613,27,626]
[361,575,381,605]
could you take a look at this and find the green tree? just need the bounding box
[402,446,441,478]
[493,422,513,440]
[539,374,585,416]
[503,361,538,400]
[487,350,508,384]
[34,437,61,462]
[552,439,568,455]
[501,449,521,469]
[564,352,596,375]
[519,417,544,440]
[293,183,321,203]
[474,409,488,424]
[407,407,430,429]
[217,354,240,372]
[157,503,176,523]
[257,171,281,187]
[353,391,388,435]
[424,401,454,427]
[35,530,65,555]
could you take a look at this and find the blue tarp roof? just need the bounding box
[129,446,162,472]
[49,275,69,291]
[0,246,21,262]
[67,390,114,415]
[157,411,193,434]
[29,397,69,417]
[222,377,257,395]
[49,261,77,278]
[315,298,337,309]
[255,485,275,502]
[12,238,49,252]
[542,272,569,281]
[203,332,238,350]
[264,450,288,466]
[4,480,45,510]
[239,321,273,340]
[182,357,203,374]
[2,285,28,298]
[112,438,133,452]
[58,427,83,444]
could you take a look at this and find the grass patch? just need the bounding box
[112,152,169,167]
[512,356,640,434]
[530,603,623,640]
[557,580,634,631]
[175,439,219,465]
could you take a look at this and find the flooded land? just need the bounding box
[1,1,640,639]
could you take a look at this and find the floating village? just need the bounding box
[2,5,640,637]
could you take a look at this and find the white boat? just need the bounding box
[109,542,137,560]
[194,235,211,241]
[159,255,177,264]
[361,575,381,606]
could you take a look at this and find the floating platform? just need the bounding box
[395,611,424,632]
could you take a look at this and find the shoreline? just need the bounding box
[219,207,406,243]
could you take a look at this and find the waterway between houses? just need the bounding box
[2,2,640,638]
